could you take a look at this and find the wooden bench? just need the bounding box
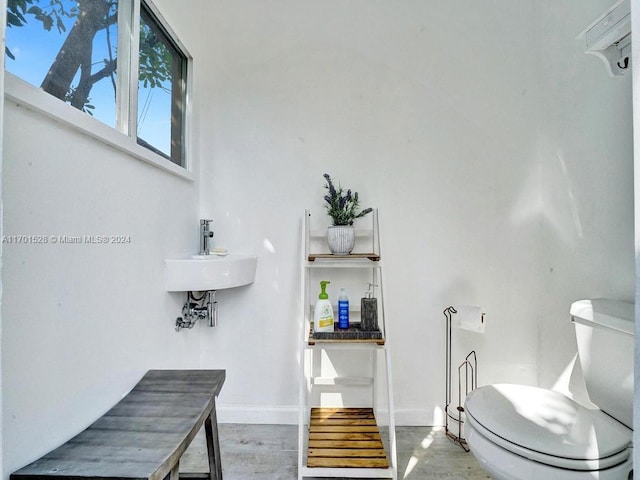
[11,370,226,480]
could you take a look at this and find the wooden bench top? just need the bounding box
[11,369,226,480]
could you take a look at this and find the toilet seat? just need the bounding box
[465,384,632,471]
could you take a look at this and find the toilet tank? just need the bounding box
[571,299,634,429]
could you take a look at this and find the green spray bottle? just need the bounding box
[314,280,334,333]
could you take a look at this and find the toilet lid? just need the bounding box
[465,384,632,470]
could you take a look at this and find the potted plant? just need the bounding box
[323,173,373,254]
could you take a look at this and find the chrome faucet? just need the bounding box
[200,219,214,255]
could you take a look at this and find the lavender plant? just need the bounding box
[323,173,373,226]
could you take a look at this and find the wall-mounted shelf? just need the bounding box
[579,0,631,76]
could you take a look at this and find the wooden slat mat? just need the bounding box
[307,407,389,469]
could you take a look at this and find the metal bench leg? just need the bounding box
[205,399,223,480]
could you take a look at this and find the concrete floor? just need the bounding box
[181,424,492,479]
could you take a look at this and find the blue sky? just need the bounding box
[5,1,172,156]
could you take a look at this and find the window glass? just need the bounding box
[137,3,186,165]
[5,0,189,168]
[6,0,119,126]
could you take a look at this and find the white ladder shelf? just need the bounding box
[297,209,397,480]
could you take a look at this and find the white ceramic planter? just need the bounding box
[327,226,355,255]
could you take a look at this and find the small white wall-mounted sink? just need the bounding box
[165,254,257,292]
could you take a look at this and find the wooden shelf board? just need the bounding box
[308,253,380,262]
[309,323,385,345]
[307,407,389,469]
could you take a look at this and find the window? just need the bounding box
[5,0,190,168]
[137,3,186,162]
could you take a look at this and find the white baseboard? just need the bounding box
[217,404,299,424]
[394,408,442,426]
[216,404,443,427]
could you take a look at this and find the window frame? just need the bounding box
[137,1,187,164]
[4,0,194,180]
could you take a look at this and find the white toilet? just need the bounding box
[464,299,634,480]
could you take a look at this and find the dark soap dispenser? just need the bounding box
[361,283,378,331]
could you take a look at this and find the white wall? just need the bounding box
[535,0,634,399]
[0,2,206,476]
[195,0,633,425]
[197,0,541,425]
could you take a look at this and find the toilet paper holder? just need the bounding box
[444,306,479,452]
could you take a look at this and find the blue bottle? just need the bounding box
[338,288,349,329]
